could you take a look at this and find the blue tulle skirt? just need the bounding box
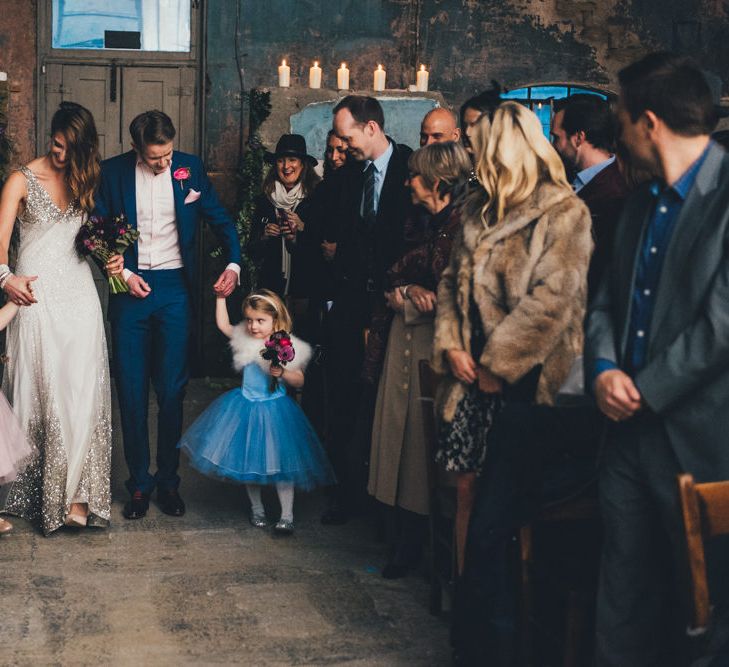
[179,389,335,490]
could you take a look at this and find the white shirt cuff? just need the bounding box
[122,268,133,282]
[226,263,241,285]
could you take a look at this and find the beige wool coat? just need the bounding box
[368,302,434,515]
[432,182,593,422]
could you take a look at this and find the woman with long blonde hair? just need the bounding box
[433,101,593,659]
[0,101,112,534]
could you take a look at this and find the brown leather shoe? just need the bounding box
[0,518,13,534]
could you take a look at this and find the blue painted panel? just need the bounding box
[290,96,439,161]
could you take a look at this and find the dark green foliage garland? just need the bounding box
[212,88,271,293]
[235,89,271,291]
[0,81,12,186]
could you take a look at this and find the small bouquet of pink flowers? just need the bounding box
[260,330,295,391]
[75,213,140,294]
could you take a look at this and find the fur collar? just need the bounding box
[228,325,312,373]
[461,182,574,251]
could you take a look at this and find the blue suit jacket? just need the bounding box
[95,150,241,291]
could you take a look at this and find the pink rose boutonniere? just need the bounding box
[173,166,191,190]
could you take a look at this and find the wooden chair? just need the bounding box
[418,359,457,615]
[518,487,600,667]
[678,473,729,636]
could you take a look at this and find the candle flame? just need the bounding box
[377,64,382,70]
[281,59,286,66]
[420,64,426,71]
[341,62,346,69]
[314,61,319,67]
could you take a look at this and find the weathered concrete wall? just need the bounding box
[0,0,37,166]
[204,0,729,173]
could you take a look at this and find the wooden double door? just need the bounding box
[41,63,197,159]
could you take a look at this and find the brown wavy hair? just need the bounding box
[50,102,100,213]
[262,158,320,198]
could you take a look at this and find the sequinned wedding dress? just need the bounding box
[2,167,112,534]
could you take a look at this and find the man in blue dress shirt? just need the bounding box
[586,53,729,665]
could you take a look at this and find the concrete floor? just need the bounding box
[1,379,450,666]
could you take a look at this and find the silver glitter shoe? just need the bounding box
[273,519,294,535]
[250,511,268,528]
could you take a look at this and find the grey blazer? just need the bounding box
[586,142,729,483]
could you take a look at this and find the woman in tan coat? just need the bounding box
[432,101,593,574]
[368,141,472,578]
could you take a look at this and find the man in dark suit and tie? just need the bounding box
[321,95,413,524]
[586,52,729,665]
[96,110,241,520]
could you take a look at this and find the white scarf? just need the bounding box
[269,182,306,295]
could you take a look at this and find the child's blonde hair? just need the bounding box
[242,289,293,332]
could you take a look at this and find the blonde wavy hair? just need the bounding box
[50,102,100,213]
[242,289,293,332]
[475,101,571,225]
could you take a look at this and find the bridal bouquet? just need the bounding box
[75,213,140,294]
[260,330,295,391]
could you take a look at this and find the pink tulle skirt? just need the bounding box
[0,390,33,485]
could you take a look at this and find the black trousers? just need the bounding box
[595,414,690,667]
[323,296,372,511]
[453,402,603,665]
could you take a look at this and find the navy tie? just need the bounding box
[363,162,377,227]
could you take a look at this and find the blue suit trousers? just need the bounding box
[110,269,191,494]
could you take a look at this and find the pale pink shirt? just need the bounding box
[134,159,183,271]
[124,159,240,282]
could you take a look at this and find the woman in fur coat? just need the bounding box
[432,101,593,573]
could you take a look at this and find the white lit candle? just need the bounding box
[278,59,290,88]
[373,64,386,92]
[416,64,429,92]
[309,61,322,89]
[337,62,350,90]
[0,72,7,82]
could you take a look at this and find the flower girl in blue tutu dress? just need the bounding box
[179,289,335,534]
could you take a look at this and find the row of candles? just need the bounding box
[277,60,430,92]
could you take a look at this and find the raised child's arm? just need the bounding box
[0,302,19,331]
[215,297,234,339]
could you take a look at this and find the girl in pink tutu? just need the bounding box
[0,301,34,534]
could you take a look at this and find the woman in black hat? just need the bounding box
[249,134,322,303]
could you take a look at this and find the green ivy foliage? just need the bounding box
[211,88,271,293]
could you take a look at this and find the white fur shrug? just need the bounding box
[228,325,312,374]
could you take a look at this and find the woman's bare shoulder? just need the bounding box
[1,170,28,198]
[25,156,52,179]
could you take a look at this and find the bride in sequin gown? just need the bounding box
[0,103,112,535]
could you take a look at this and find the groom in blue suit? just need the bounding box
[96,110,241,519]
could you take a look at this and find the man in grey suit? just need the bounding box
[586,52,729,666]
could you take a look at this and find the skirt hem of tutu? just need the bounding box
[182,449,335,491]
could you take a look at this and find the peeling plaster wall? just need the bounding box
[205,0,729,174]
[0,0,37,166]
